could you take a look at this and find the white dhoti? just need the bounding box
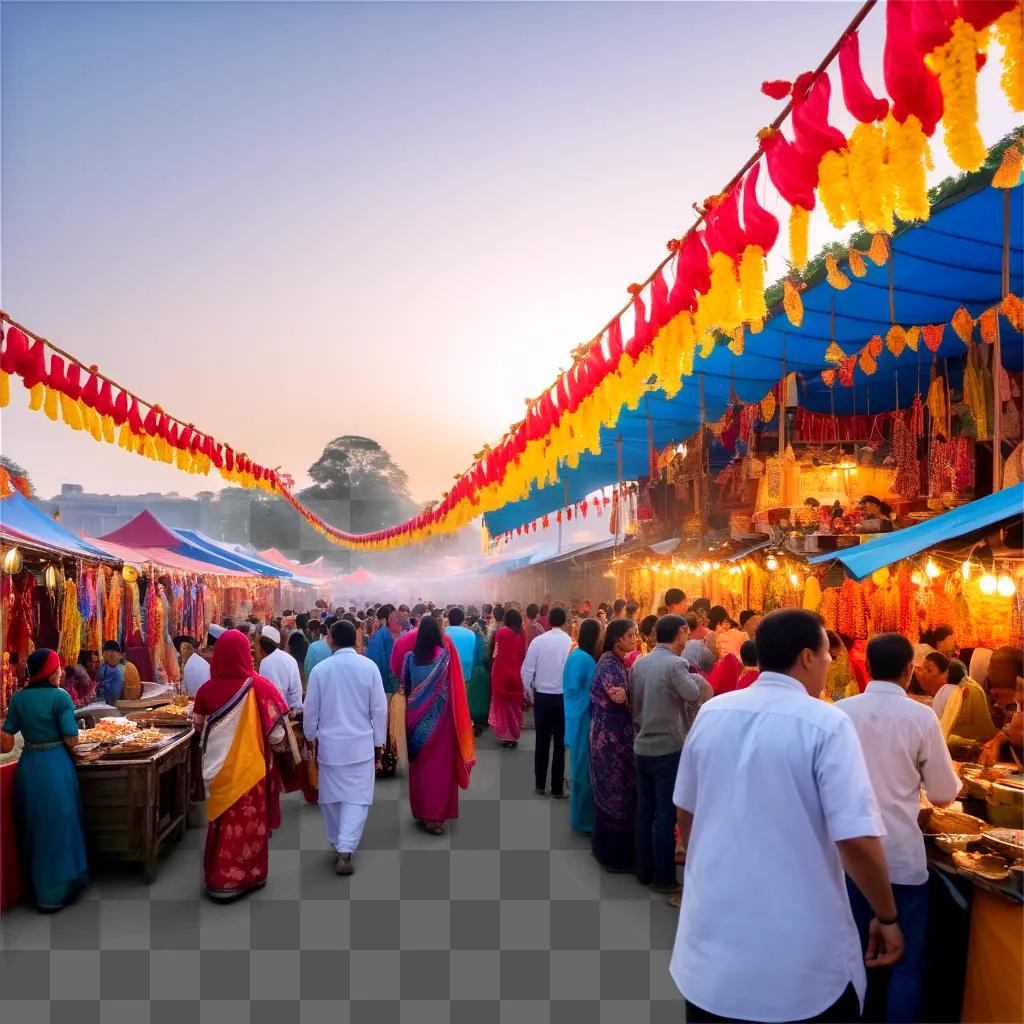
[318,759,375,853]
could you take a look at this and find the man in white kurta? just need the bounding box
[303,620,388,875]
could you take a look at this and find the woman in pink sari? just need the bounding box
[192,630,289,902]
[488,608,527,747]
[400,615,475,834]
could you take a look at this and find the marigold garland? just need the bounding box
[760,390,777,422]
[859,348,878,375]
[868,232,890,267]
[818,150,857,229]
[848,248,868,277]
[979,307,999,343]
[824,340,847,364]
[923,323,946,351]
[992,143,1023,187]
[779,279,801,327]
[952,306,976,343]
[825,253,850,290]
[996,5,1024,111]
[1002,293,1024,331]
[738,245,768,324]
[886,115,933,222]
[932,19,988,171]
[789,205,810,270]
[886,324,908,357]
[846,122,895,233]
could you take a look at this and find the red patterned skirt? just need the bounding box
[204,778,273,900]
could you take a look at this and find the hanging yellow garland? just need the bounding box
[848,249,867,277]
[886,115,933,222]
[868,232,890,267]
[760,390,777,422]
[996,5,1024,111]
[886,325,908,357]
[727,325,745,356]
[859,348,877,375]
[905,326,920,352]
[846,122,895,233]
[1002,293,1024,331]
[818,150,857,229]
[783,279,804,327]
[992,143,1023,187]
[789,205,810,270]
[0,370,9,408]
[825,253,851,290]
[738,244,768,324]
[931,19,987,171]
[824,340,847,364]
[58,579,82,667]
[952,306,975,343]
[979,307,998,343]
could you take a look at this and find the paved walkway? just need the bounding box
[0,727,685,1023]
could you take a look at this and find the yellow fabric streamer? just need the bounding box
[931,19,987,171]
[43,385,59,421]
[28,382,44,411]
[818,150,857,230]
[0,370,9,409]
[789,205,810,270]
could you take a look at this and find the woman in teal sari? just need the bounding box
[1,649,89,911]
[563,618,602,835]
[465,613,491,735]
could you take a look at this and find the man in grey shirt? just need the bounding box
[682,613,717,674]
[631,614,712,893]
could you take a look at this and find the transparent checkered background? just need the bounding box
[1,728,685,1023]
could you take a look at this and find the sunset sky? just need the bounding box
[2,2,1018,508]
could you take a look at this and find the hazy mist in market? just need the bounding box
[2,1,1020,511]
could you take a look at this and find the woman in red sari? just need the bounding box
[192,629,289,902]
[488,608,527,748]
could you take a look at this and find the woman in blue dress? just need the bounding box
[1,648,89,911]
[562,618,602,835]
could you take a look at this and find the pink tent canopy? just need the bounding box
[99,509,181,548]
[339,566,375,586]
[85,535,262,577]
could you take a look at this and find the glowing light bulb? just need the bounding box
[712,562,721,570]
[701,561,711,573]
[996,575,1016,598]
[961,561,972,581]
[979,573,998,595]
[675,443,688,458]
[765,555,779,571]
[788,572,800,586]
[910,571,924,586]
[925,559,941,579]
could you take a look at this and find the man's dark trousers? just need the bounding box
[635,748,682,887]
[533,691,565,795]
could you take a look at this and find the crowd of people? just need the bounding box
[3,585,1022,1022]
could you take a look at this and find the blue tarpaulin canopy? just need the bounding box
[173,529,293,578]
[0,491,117,560]
[484,172,1023,536]
[807,483,1024,580]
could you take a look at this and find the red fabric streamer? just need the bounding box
[704,185,747,260]
[791,71,847,161]
[838,31,889,123]
[761,79,792,100]
[884,0,944,135]
[759,128,817,210]
[741,163,780,252]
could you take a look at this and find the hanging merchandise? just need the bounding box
[58,578,82,667]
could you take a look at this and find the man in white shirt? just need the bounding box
[304,620,388,875]
[256,626,303,710]
[915,651,955,718]
[838,632,960,1024]
[175,634,211,698]
[672,608,904,1024]
[521,606,573,798]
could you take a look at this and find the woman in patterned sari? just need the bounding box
[590,618,638,871]
[193,629,289,902]
[400,615,475,834]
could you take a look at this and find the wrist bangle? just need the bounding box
[877,913,899,926]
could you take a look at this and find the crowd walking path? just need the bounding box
[0,726,684,1023]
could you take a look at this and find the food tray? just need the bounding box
[126,709,191,727]
[115,696,172,711]
[983,829,1024,860]
[98,727,190,759]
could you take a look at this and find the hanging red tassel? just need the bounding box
[143,406,158,435]
[791,71,847,160]
[607,318,624,363]
[910,0,955,52]
[956,0,1016,32]
[838,31,889,122]
[626,286,651,358]
[649,268,670,332]
[680,230,712,297]
[761,79,792,99]
[884,0,945,135]
[742,163,780,252]
[96,379,114,418]
[0,326,29,375]
[48,353,67,392]
[127,398,143,433]
[80,369,100,408]
[704,185,746,260]
[759,128,818,209]
[22,339,48,388]
[63,363,83,400]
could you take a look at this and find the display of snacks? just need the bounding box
[76,719,137,745]
[931,834,977,855]
[982,828,1024,860]
[113,728,166,753]
[919,805,987,836]
[952,850,1012,882]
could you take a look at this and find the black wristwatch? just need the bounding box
[876,912,899,926]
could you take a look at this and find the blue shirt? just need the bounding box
[96,662,124,704]
[304,639,332,679]
[446,625,478,679]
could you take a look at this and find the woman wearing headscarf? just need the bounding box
[400,614,475,835]
[822,630,857,702]
[1,649,89,911]
[465,613,491,736]
[488,608,528,748]
[626,615,658,669]
[563,618,602,835]
[590,618,639,871]
[192,629,290,901]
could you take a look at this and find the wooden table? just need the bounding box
[75,730,193,882]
